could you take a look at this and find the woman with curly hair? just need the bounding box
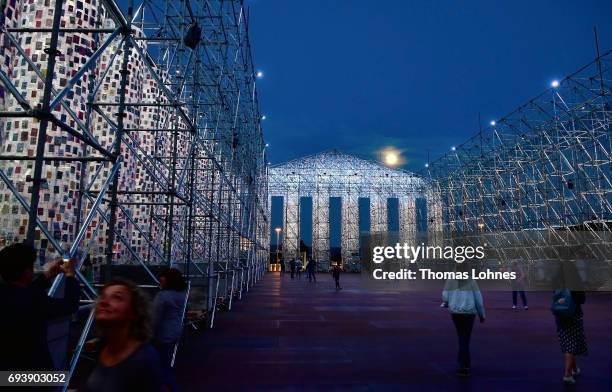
[85,278,165,392]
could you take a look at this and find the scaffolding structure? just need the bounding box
[425,49,612,264]
[0,0,268,385]
[269,150,429,270]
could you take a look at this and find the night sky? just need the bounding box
[248,1,612,249]
[249,0,612,172]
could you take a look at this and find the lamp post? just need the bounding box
[275,227,281,264]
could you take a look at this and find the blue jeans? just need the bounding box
[512,290,527,306]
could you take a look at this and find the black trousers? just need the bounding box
[451,313,475,369]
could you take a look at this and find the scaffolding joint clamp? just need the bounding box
[30,108,53,121]
[43,47,62,56]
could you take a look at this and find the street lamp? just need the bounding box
[275,227,281,264]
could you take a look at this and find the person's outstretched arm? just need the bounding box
[40,261,81,319]
[41,276,80,319]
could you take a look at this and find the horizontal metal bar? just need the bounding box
[125,128,194,132]
[134,37,181,41]
[0,111,31,117]
[0,155,109,162]
[91,102,185,107]
[7,28,117,33]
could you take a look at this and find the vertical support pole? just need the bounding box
[165,111,180,266]
[104,2,133,281]
[206,165,216,313]
[185,144,197,280]
[26,0,65,246]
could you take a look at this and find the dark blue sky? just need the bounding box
[248,0,612,173]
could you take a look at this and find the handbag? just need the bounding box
[551,289,575,318]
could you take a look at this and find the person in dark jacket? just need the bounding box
[153,268,187,391]
[307,259,317,282]
[289,259,296,279]
[0,242,80,371]
[332,263,342,290]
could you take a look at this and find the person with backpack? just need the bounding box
[442,275,486,377]
[552,289,587,385]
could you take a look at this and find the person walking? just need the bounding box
[509,261,528,309]
[553,290,587,385]
[289,258,296,279]
[442,277,486,377]
[0,243,81,371]
[86,278,165,392]
[307,259,317,282]
[295,258,302,280]
[332,263,342,290]
[280,258,286,276]
[153,268,187,391]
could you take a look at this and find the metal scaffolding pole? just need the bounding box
[424,50,612,265]
[0,0,269,386]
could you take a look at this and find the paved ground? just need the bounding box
[175,273,612,392]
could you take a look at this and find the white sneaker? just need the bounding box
[563,376,576,384]
[512,305,517,309]
[524,306,529,310]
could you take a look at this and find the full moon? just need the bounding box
[384,151,399,166]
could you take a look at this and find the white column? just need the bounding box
[399,195,417,245]
[283,190,300,260]
[341,193,359,264]
[369,191,388,233]
[312,192,329,263]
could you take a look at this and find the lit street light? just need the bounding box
[275,227,282,264]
